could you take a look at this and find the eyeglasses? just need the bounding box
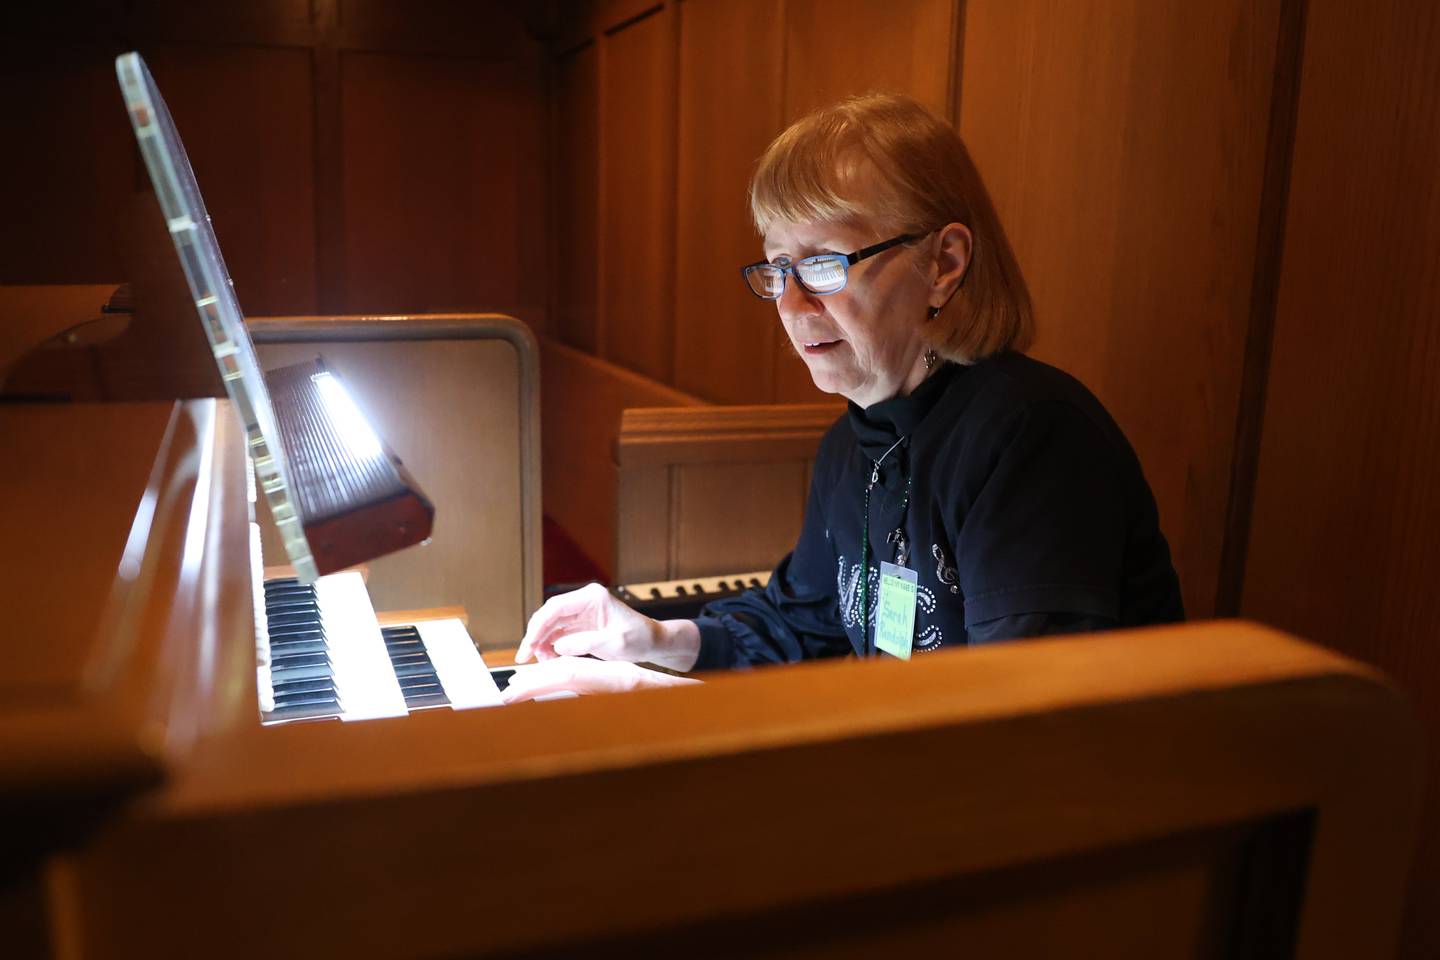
[741,233,919,300]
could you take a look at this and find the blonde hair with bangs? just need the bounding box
[750,93,1033,363]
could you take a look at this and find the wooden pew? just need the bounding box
[538,335,844,585]
[615,402,842,583]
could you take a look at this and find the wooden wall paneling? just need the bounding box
[672,0,786,404]
[338,50,546,320]
[957,0,1286,617]
[313,0,345,314]
[595,0,666,34]
[1215,0,1310,615]
[770,0,961,403]
[550,42,602,351]
[126,0,315,47]
[1241,2,1440,953]
[335,0,533,57]
[0,51,138,288]
[597,5,677,381]
[782,0,956,121]
[144,44,318,317]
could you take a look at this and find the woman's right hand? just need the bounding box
[515,582,701,672]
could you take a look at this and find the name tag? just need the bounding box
[874,561,918,660]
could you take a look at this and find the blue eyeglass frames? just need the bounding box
[741,233,919,300]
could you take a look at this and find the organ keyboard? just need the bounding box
[616,570,772,620]
[254,563,503,723]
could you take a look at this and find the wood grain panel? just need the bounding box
[616,403,842,466]
[128,0,314,45]
[782,0,956,120]
[958,0,1285,617]
[1241,2,1440,954]
[615,464,672,582]
[49,622,1422,959]
[340,51,545,320]
[0,52,145,288]
[674,460,810,578]
[615,402,835,580]
[145,44,319,316]
[551,42,602,350]
[598,7,676,381]
[337,0,533,56]
[0,53,132,284]
[672,0,785,403]
[540,336,702,583]
[772,0,960,403]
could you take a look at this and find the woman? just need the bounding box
[503,93,1183,702]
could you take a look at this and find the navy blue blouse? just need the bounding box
[691,352,1184,669]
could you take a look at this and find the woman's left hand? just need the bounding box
[500,657,702,704]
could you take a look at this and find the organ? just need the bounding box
[0,51,1423,960]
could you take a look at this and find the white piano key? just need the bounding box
[414,619,503,710]
[251,521,275,714]
[314,571,408,721]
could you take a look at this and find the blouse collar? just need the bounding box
[846,361,960,463]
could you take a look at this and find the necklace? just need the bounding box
[858,436,911,654]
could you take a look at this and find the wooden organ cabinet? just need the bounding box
[0,288,1425,958]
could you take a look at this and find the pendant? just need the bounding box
[887,529,909,567]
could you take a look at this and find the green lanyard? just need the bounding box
[858,438,910,652]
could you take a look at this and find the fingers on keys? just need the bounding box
[517,582,608,662]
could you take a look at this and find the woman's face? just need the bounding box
[763,218,933,408]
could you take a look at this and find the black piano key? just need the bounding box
[489,668,515,691]
[270,626,326,641]
[273,689,341,708]
[403,691,450,708]
[265,600,320,615]
[271,650,330,668]
[269,611,324,628]
[382,628,421,642]
[266,700,341,721]
[266,596,317,608]
[268,638,328,657]
[392,659,439,679]
[398,672,441,688]
[267,624,326,640]
[270,662,333,683]
[272,677,336,696]
[265,604,320,620]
